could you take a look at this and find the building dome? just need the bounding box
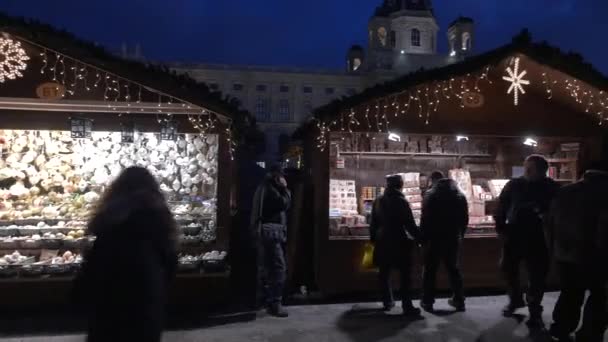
[374,0,433,17]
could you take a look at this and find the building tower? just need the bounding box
[448,17,475,59]
[366,0,439,72]
[346,45,365,72]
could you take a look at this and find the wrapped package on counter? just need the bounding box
[469,200,485,217]
[410,202,422,210]
[403,187,421,195]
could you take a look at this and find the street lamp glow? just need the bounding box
[524,137,538,147]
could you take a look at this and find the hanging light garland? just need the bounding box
[312,55,608,149]
[0,37,30,83]
[7,34,239,157]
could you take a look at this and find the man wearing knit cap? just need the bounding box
[370,174,422,317]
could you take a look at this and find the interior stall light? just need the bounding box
[524,137,538,147]
[456,135,469,142]
[388,132,401,142]
[69,117,93,139]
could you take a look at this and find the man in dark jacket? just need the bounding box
[546,162,608,342]
[251,164,291,317]
[494,155,560,328]
[420,178,469,312]
[370,174,422,317]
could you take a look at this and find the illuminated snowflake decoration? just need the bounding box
[502,57,530,106]
[0,38,29,83]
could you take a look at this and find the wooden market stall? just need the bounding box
[0,16,254,313]
[298,35,608,297]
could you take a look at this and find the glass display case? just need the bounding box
[0,129,226,278]
[327,132,581,240]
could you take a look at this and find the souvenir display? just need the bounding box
[0,129,220,278]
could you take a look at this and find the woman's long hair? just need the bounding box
[88,166,176,240]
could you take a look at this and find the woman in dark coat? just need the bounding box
[74,166,178,342]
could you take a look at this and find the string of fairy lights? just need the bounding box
[314,57,608,151]
[0,34,237,159]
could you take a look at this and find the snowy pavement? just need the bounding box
[1,292,606,341]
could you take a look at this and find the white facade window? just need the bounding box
[411,29,421,47]
[256,84,267,92]
[325,87,335,95]
[255,97,270,122]
[280,85,290,93]
[232,83,244,91]
[278,99,291,122]
[303,86,313,94]
[462,32,471,51]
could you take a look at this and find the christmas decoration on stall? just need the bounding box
[311,53,608,150]
[502,57,530,106]
[9,33,239,157]
[120,121,136,143]
[0,37,29,83]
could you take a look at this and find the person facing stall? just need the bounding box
[420,177,469,312]
[370,174,422,317]
[73,166,178,342]
[494,154,560,329]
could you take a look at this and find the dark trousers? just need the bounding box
[500,239,549,316]
[258,238,287,306]
[551,263,608,342]
[378,250,414,309]
[422,239,465,305]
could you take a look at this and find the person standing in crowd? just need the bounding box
[420,178,469,312]
[546,161,608,342]
[370,174,422,317]
[251,164,292,317]
[494,155,560,328]
[428,171,445,190]
[73,167,177,342]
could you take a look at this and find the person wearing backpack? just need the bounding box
[494,155,560,329]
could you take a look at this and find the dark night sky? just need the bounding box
[2,0,608,74]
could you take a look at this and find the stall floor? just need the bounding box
[1,292,606,341]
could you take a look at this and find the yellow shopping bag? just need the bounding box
[361,242,375,269]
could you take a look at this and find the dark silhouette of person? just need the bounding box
[546,161,608,342]
[494,155,560,328]
[251,164,291,317]
[370,174,422,317]
[73,167,177,342]
[420,178,469,312]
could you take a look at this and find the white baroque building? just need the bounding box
[171,0,474,162]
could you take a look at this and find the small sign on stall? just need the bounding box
[36,82,66,100]
[336,157,345,169]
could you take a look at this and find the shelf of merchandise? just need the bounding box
[339,151,493,158]
[329,235,371,241]
[547,158,577,163]
[0,270,231,283]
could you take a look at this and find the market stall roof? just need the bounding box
[297,30,608,138]
[0,12,251,125]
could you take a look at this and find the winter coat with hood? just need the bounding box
[74,190,177,342]
[420,178,469,242]
[370,187,421,266]
[545,170,608,269]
